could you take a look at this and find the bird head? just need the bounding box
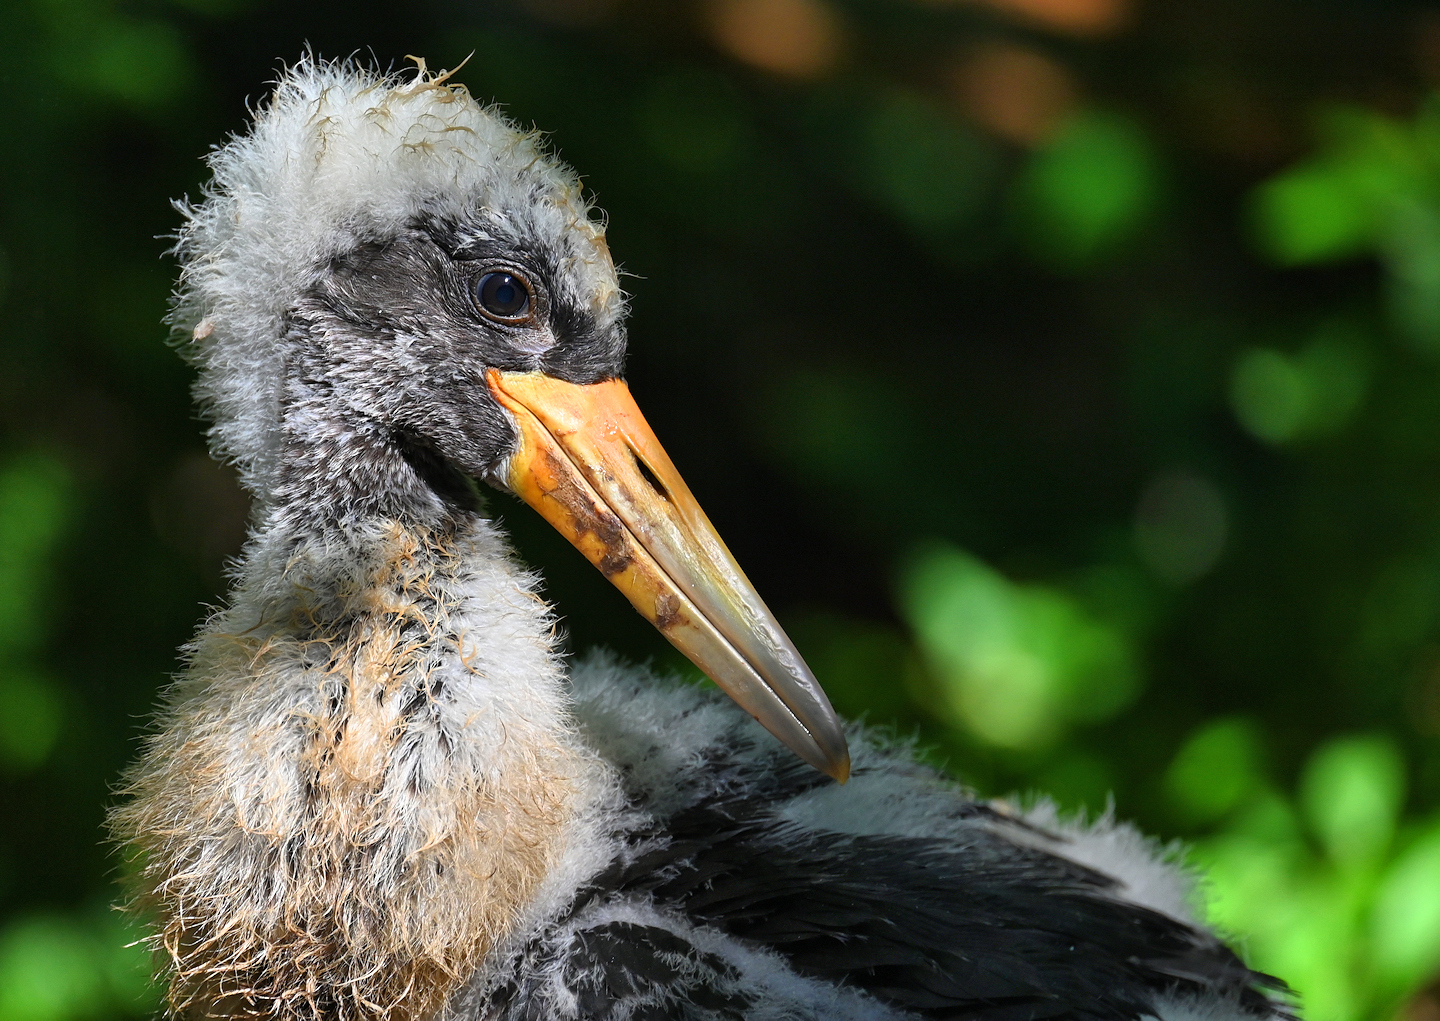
[174,57,849,781]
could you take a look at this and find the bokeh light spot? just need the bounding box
[1372,824,1440,991]
[1133,470,1227,586]
[1165,717,1264,824]
[900,544,1138,748]
[1384,200,1440,356]
[927,0,1131,38]
[1230,327,1369,445]
[1231,349,1307,443]
[1252,162,1374,265]
[1012,109,1160,267]
[1301,734,1406,867]
[81,20,195,113]
[0,670,62,772]
[949,42,1079,147]
[706,0,843,78]
[0,454,72,659]
[861,91,1000,232]
[0,916,102,1021]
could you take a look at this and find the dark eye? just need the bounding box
[475,271,532,321]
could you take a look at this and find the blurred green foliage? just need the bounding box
[5,1,1440,1020]
[1014,109,1162,267]
[1254,99,1440,354]
[901,543,1139,748]
[0,456,70,773]
[1230,322,1371,445]
[1195,733,1440,1021]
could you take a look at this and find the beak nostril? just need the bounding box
[630,447,671,503]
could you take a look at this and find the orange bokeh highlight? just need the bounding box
[931,0,1131,38]
[950,42,1079,145]
[705,0,844,78]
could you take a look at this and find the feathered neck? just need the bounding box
[113,512,607,1021]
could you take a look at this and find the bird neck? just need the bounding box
[114,511,604,1021]
[259,317,482,529]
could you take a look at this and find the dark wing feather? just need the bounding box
[494,920,755,1021]
[577,751,1287,1021]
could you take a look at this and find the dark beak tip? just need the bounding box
[804,726,850,783]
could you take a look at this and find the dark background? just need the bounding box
[1,0,1438,1018]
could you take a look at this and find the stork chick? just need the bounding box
[112,59,1290,1021]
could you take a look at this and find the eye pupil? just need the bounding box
[477,272,531,319]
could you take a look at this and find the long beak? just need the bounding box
[486,369,850,782]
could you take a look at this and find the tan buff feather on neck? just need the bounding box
[111,520,596,1021]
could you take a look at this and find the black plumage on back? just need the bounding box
[486,672,1288,1021]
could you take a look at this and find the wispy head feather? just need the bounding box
[171,56,620,496]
